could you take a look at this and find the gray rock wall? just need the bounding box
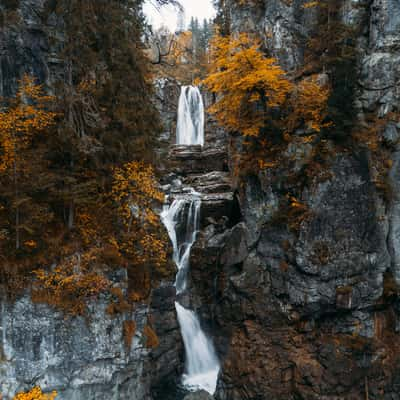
[188,0,400,399]
[0,275,182,400]
[0,0,62,97]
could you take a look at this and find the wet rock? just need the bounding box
[168,146,228,175]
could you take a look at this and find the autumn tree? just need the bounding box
[203,33,293,137]
[0,0,172,305]
[0,75,56,249]
[33,252,110,315]
[13,387,57,400]
[43,0,161,230]
[203,33,330,138]
[150,29,196,82]
[150,19,214,82]
[112,161,167,270]
[286,76,331,134]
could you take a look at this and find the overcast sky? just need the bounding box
[143,0,216,31]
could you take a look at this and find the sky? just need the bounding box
[143,0,216,31]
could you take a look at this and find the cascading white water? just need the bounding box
[161,85,220,394]
[176,86,205,146]
[161,196,220,394]
[161,199,201,294]
[175,302,220,394]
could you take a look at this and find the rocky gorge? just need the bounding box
[1,0,400,399]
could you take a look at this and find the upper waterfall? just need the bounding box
[176,86,205,146]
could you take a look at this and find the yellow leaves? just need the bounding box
[288,196,308,211]
[286,76,331,134]
[112,161,163,228]
[203,33,292,137]
[32,253,110,315]
[76,210,100,247]
[302,1,320,8]
[111,161,167,270]
[24,239,37,249]
[143,324,159,348]
[203,34,330,146]
[0,74,56,172]
[258,160,277,169]
[13,387,57,400]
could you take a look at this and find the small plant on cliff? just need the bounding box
[13,387,57,400]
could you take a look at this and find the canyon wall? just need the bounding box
[189,1,400,399]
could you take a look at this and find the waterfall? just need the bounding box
[161,196,220,394]
[175,302,220,394]
[161,85,220,395]
[161,199,201,294]
[176,86,205,146]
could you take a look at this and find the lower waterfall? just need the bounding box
[161,196,220,395]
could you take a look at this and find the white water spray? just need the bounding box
[176,86,205,146]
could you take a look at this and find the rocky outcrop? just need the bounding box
[0,0,62,97]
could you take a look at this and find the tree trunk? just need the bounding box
[13,137,20,250]
[68,200,74,230]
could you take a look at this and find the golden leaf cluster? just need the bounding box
[112,161,167,268]
[32,252,110,315]
[13,387,57,400]
[203,33,292,137]
[286,77,331,133]
[203,34,330,139]
[0,74,56,172]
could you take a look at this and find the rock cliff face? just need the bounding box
[0,270,182,399]
[187,1,400,399]
[0,0,61,97]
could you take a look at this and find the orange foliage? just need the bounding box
[0,74,56,172]
[13,387,57,400]
[32,252,110,315]
[106,287,131,315]
[286,76,331,134]
[112,161,167,269]
[112,161,163,227]
[203,34,330,139]
[203,33,292,137]
[123,320,137,351]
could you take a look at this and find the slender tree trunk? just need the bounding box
[13,131,20,250]
[67,156,75,229]
[68,200,74,230]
